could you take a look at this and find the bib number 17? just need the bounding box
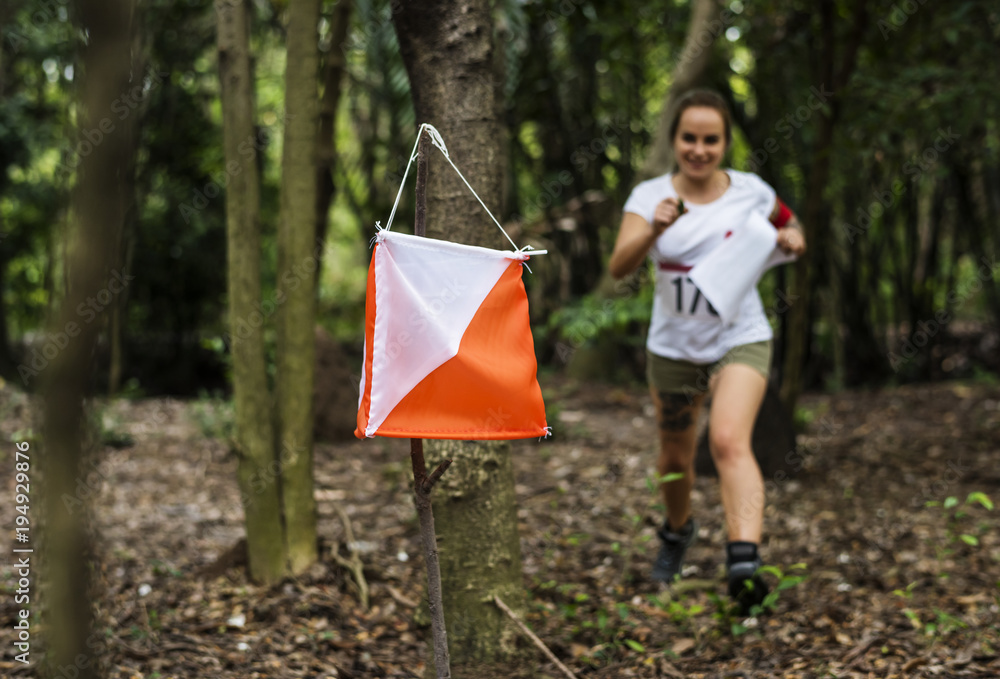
[669,275,719,318]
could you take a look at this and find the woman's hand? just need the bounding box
[651,198,687,236]
[776,226,806,256]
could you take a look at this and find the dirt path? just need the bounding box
[1,378,998,677]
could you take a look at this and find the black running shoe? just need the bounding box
[726,541,769,615]
[651,519,697,583]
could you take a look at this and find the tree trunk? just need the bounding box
[108,4,145,396]
[393,1,527,673]
[636,0,718,182]
[276,0,320,575]
[217,0,286,583]
[562,0,718,380]
[780,0,867,409]
[0,256,17,380]
[40,0,133,676]
[314,0,352,273]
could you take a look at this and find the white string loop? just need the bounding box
[382,123,528,254]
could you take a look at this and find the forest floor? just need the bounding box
[1,376,999,678]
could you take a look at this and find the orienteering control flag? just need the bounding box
[356,230,548,440]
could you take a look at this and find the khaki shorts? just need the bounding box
[646,340,772,394]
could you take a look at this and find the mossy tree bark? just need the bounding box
[393,1,528,672]
[275,0,321,575]
[40,0,133,674]
[217,0,287,584]
[423,440,526,669]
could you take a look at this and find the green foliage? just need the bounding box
[925,491,994,555]
[546,282,653,350]
[191,392,235,442]
[98,409,136,449]
[710,563,808,636]
[647,591,705,632]
[893,582,970,638]
[4,0,998,395]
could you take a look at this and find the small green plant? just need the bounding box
[893,582,969,638]
[191,392,235,442]
[710,563,808,635]
[926,608,967,637]
[925,491,994,554]
[620,472,685,582]
[893,581,922,630]
[648,591,705,633]
[98,409,135,449]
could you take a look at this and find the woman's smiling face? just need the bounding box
[673,106,727,181]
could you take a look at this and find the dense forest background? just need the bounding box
[2,2,1000,678]
[3,0,997,400]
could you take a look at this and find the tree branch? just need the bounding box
[494,595,580,679]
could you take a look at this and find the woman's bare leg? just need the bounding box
[650,389,706,530]
[707,364,768,542]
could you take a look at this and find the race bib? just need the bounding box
[663,273,720,319]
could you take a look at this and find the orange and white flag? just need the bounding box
[356,229,548,440]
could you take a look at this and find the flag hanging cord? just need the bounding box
[380,123,544,256]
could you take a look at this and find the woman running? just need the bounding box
[609,89,806,612]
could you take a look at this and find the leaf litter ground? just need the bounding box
[0,378,998,678]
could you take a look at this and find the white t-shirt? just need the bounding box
[622,170,777,363]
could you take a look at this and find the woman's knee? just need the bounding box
[657,439,696,472]
[658,453,692,474]
[708,427,751,466]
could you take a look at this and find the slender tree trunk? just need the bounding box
[217,0,286,583]
[0,18,15,379]
[559,0,716,378]
[108,1,145,396]
[963,149,1000,327]
[637,0,718,181]
[40,0,133,675]
[780,0,867,409]
[560,0,717,380]
[0,257,16,380]
[393,1,527,673]
[314,0,351,270]
[276,0,320,575]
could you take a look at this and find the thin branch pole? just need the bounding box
[410,130,452,679]
[493,595,580,679]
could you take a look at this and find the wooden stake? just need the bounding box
[410,130,453,679]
